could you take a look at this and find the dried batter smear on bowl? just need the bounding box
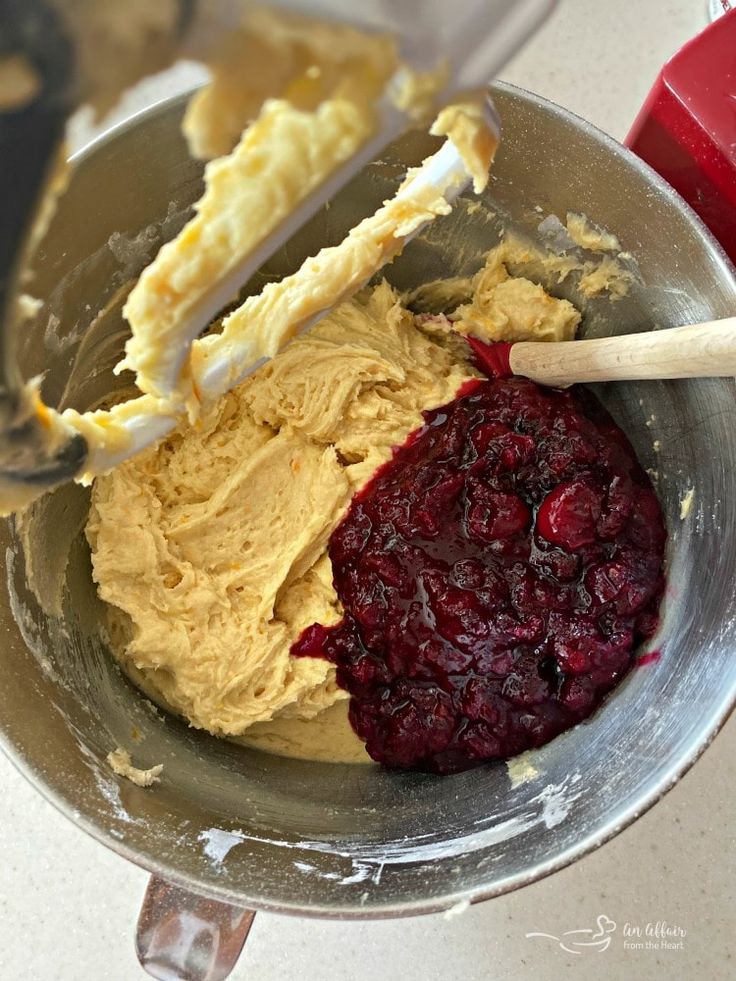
[87,243,665,772]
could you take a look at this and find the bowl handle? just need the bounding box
[136,875,256,980]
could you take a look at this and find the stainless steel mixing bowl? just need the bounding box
[1,83,736,972]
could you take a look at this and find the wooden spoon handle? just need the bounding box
[509,317,736,386]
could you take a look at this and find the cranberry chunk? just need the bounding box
[466,483,531,542]
[537,479,604,550]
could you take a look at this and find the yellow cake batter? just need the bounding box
[87,247,580,761]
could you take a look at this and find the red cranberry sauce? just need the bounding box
[292,378,666,773]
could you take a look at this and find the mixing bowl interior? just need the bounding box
[1,83,735,916]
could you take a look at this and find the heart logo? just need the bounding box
[596,915,617,937]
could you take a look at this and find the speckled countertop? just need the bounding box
[1,2,734,979]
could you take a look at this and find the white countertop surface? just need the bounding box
[2,2,734,979]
